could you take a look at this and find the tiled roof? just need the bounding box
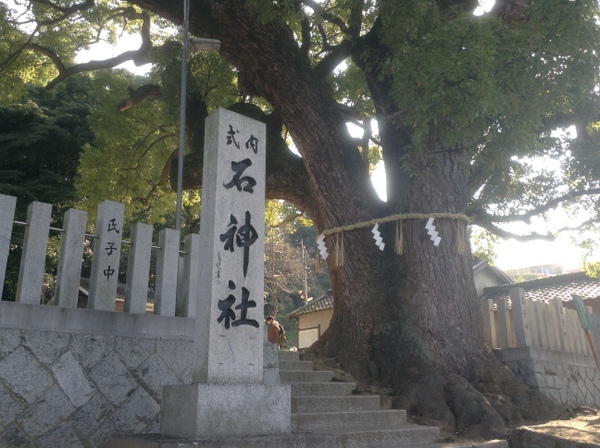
[288,291,333,318]
[481,272,600,305]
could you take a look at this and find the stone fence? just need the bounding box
[1,193,200,318]
[482,287,600,408]
[0,192,207,447]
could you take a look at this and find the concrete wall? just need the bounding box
[499,346,600,409]
[0,301,194,448]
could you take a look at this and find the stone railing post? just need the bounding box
[0,194,17,298]
[89,200,124,311]
[154,228,180,316]
[125,222,153,314]
[16,201,52,304]
[177,233,201,318]
[55,208,87,307]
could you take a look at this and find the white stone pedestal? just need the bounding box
[160,383,291,439]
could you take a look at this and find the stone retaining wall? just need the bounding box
[499,346,600,409]
[0,301,194,448]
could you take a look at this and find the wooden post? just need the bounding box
[510,287,532,348]
[482,299,497,348]
[496,297,512,348]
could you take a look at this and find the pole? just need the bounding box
[302,239,308,303]
[175,0,191,231]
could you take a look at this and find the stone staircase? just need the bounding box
[111,350,509,448]
[278,350,507,448]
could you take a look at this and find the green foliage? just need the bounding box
[470,226,498,265]
[0,77,95,219]
[75,69,178,224]
[2,0,599,269]
[153,48,240,119]
[0,76,96,300]
[585,262,600,279]
[380,0,600,154]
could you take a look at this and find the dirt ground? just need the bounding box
[505,407,600,447]
[438,407,600,447]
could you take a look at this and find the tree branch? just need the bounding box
[314,42,351,79]
[302,0,352,36]
[476,188,600,224]
[472,219,556,242]
[24,7,155,89]
[32,0,95,16]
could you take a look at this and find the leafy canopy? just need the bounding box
[1,0,600,259]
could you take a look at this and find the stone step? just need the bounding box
[320,426,441,447]
[278,350,300,361]
[280,369,334,383]
[289,381,357,397]
[279,360,314,371]
[110,433,508,448]
[292,394,381,413]
[292,409,407,433]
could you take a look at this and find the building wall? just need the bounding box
[473,268,503,297]
[297,309,333,350]
[0,301,194,448]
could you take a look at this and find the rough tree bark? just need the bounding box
[129,0,562,438]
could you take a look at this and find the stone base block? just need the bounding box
[160,383,291,439]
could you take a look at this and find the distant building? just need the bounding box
[505,263,564,281]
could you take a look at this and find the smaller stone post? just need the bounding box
[177,233,201,318]
[55,208,88,307]
[125,222,153,314]
[154,228,180,316]
[16,201,52,304]
[0,194,17,299]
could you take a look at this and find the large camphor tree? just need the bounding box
[2,0,600,438]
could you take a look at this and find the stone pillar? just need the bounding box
[0,194,17,299]
[160,108,291,439]
[154,228,180,316]
[125,222,153,314]
[89,200,124,311]
[16,201,52,304]
[177,233,201,318]
[55,208,88,308]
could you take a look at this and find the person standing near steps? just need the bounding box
[266,315,286,349]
